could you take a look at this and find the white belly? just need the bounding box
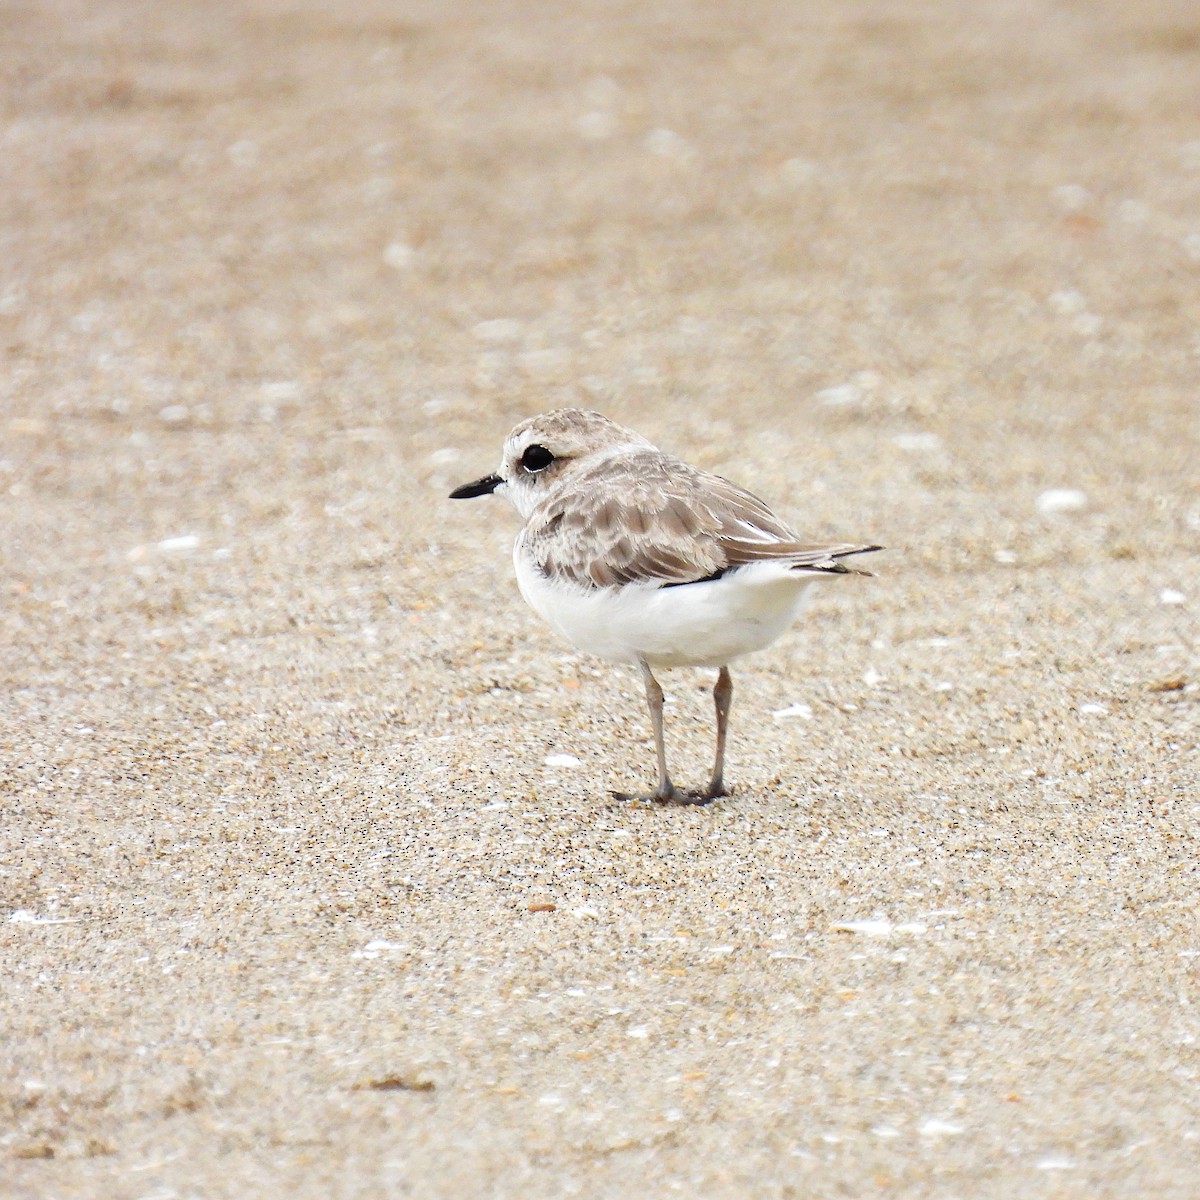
[513,541,816,669]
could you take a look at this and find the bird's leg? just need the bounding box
[638,657,678,802]
[704,666,733,800]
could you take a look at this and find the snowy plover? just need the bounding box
[451,409,880,804]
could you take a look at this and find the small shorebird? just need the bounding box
[451,409,880,803]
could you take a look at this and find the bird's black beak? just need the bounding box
[449,473,503,499]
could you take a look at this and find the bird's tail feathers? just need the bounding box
[785,543,884,577]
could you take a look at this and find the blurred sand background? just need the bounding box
[2,0,1199,1195]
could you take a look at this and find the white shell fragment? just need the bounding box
[577,110,618,140]
[832,919,927,937]
[919,1117,965,1137]
[832,919,893,937]
[1052,184,1091,210]
[1036,1155,1075,1171]
[892,432,942,452]
[1160,589,1186,606]
[10,910,77,925]
[815,383,862,407]
[472,318,523,343]
[779,156,818,184]
[772,702,813,720]
[351,938,406,960]
[644,128,694,160]
[1047,289,1086,315]
[1035,488,1088,516]
[543,753,582,768]
[383,242,414,269]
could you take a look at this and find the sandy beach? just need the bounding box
[2,0,1198,1195]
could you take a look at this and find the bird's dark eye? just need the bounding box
[520,444,555,473]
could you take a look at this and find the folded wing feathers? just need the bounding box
[528,452,881,587]
[707,476,881,575]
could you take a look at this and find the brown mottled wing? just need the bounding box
[525,450,880,587]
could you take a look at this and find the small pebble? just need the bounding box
[1146,677,1187,693]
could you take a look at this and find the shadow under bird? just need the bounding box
[450,409,881,804]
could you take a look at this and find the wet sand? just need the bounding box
[2,0,1198,1195]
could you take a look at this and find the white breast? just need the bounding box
[513,538,817,669]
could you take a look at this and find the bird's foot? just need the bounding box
[611,785,725,806]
